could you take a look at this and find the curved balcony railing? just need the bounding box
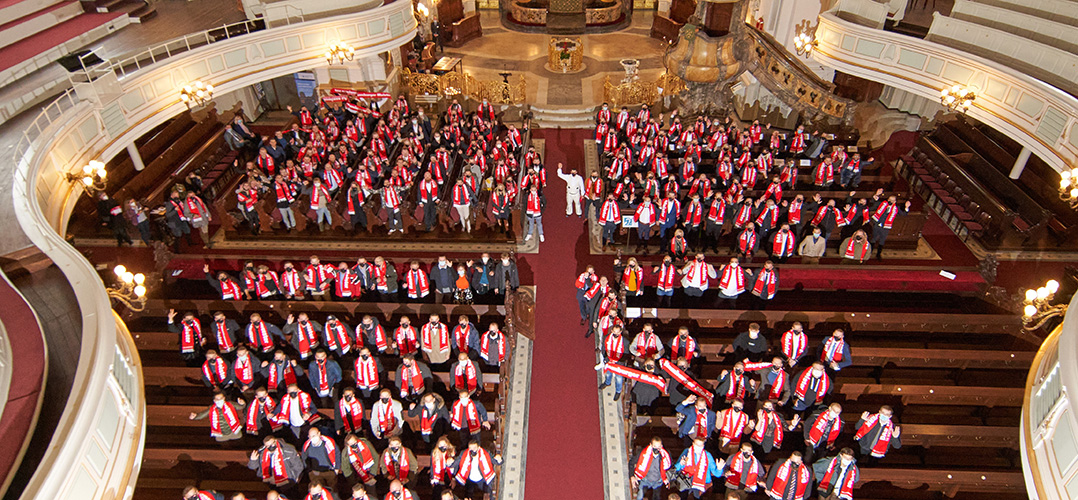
[1022,293,1078,500]
[811,11,1078,174]
[7,5,416,500]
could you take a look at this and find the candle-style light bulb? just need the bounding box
[1046,280,1059,294]
[1024,304,1037,318]
[114,265,126,276]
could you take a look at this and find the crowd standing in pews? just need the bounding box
[581,258,898,500]
[591,106,912,263]
[174,255,521,500]
[105,91,536,252]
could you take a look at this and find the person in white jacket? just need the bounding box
[556,162,586,217]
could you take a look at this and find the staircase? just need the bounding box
[80,0,156,22]
[530,104,596,129]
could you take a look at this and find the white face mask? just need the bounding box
[812,369,825,377]
[425,402,435,409]
[214,400,225,408]
[840,457,852,466]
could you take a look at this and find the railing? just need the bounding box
[811,11,1078,174]
[1022,293,1078,500]
[100,19,268,80]
[5,6,416,500]
[602,72,686,109]
[401,70,528,104]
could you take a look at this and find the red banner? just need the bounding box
[603,363,667,394]
[659,358,713,407]
[321,96,348,103]
[331,88,391,99]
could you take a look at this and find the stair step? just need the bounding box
[126,2,155,22]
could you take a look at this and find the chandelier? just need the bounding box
[1022,279,1065,331]
[67,160,107,195]
[793,31,817,57]
[108,265,148,312]
[180,81,214,108]
[325,42,356,65]
[940,85,976,113]
[1058,168,1078,208]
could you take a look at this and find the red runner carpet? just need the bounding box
[524,129,605,499]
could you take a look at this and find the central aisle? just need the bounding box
[524,128,605,499]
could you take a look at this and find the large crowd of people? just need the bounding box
[96,90,544,250]
[580,260,897,500]
[176,253,522,500]
[586,105,911,264]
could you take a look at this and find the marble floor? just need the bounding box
[444,10,669,107]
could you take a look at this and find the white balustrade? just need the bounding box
[7,5,416,500]
[812,11,1078,175]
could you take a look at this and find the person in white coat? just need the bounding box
[556,162,586,217]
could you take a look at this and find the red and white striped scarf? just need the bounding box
[855,413,894,457]
[422,323,449,355]
[794,370,830,405]
[259,446,290,486]
[808,409,843,447]
[633,446,671,482]
[454,362,478,393]
[234,352,254,385]
[180,319,202,353]
[453,448,495,485]
[209,402,242,436]
[406,269,429,298]
[766,460,812,500]
[202,357,228,384]
[658,358,711,406]
[451,398,482,433]
[718,408,749,441]
[346,441,376,482]
[603,363,667,393]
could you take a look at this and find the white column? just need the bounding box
[1010,146,1031,179]
[128,142,145,171]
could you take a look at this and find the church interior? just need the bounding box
[0,0,1076,499]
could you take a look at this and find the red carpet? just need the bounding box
[0,274,46,484]
[524,129,604,499]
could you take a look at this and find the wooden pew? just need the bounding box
[626,309,1023,335]
[835,383,1023,407]
[695,343,1034,370]
[857,468,1025,496]
[142,367,502,392]
[139,298,505,322]
[631,416,1018,448]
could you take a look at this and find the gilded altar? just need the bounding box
[546,37,584,73]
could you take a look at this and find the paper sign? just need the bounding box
[939,270,956,280]
[621,215,638,228]
[800,159,812,166]
[847,145,859,152]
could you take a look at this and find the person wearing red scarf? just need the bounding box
[820,329,853,371]
[379,436,418,484]
[716,257,749,304]
[750,400,797,453]
[303,479,337,500]
[403,262,430,300]
[452,440,501,497]
[523,186,545,243]
[394,316,419,356]
[274,384,320,439]
[839,229,871,263]
[183,191,212,246]
[284,313,323,360]
[855,406,901,461]
[765,452,813,500]
[715,400,751,450]
[479,323,506,368]
[674,438,723,498]
[675,395,715,445]
[745,356,792,405]
[246,387,281,436]
[668,326,699,362]
[720,442,765,494]
[781,322,808,368]
[405,392,449,444]
[302,427,340,488]
[450,389,491,445]
[631,324,664,360]
[189,391,246,441]
[715,361,751,402]
[450,352,482,395]
[803,402,844,464]
[306,349,342,401]
[632,436,672,500]
[792,362,832,412]
[813,448,859,500]
[421,314,451,365]
[750,260,780,307]
[342,433,379,487]
[200,350,234,390]
[395,355,431,402]
[167,309,205,362]
[248,436,303,488]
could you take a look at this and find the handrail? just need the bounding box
[1021,293,1078,500]
[99,19,268,80]
[811,11,1078,174]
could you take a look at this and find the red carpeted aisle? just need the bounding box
[524,128,605,499]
